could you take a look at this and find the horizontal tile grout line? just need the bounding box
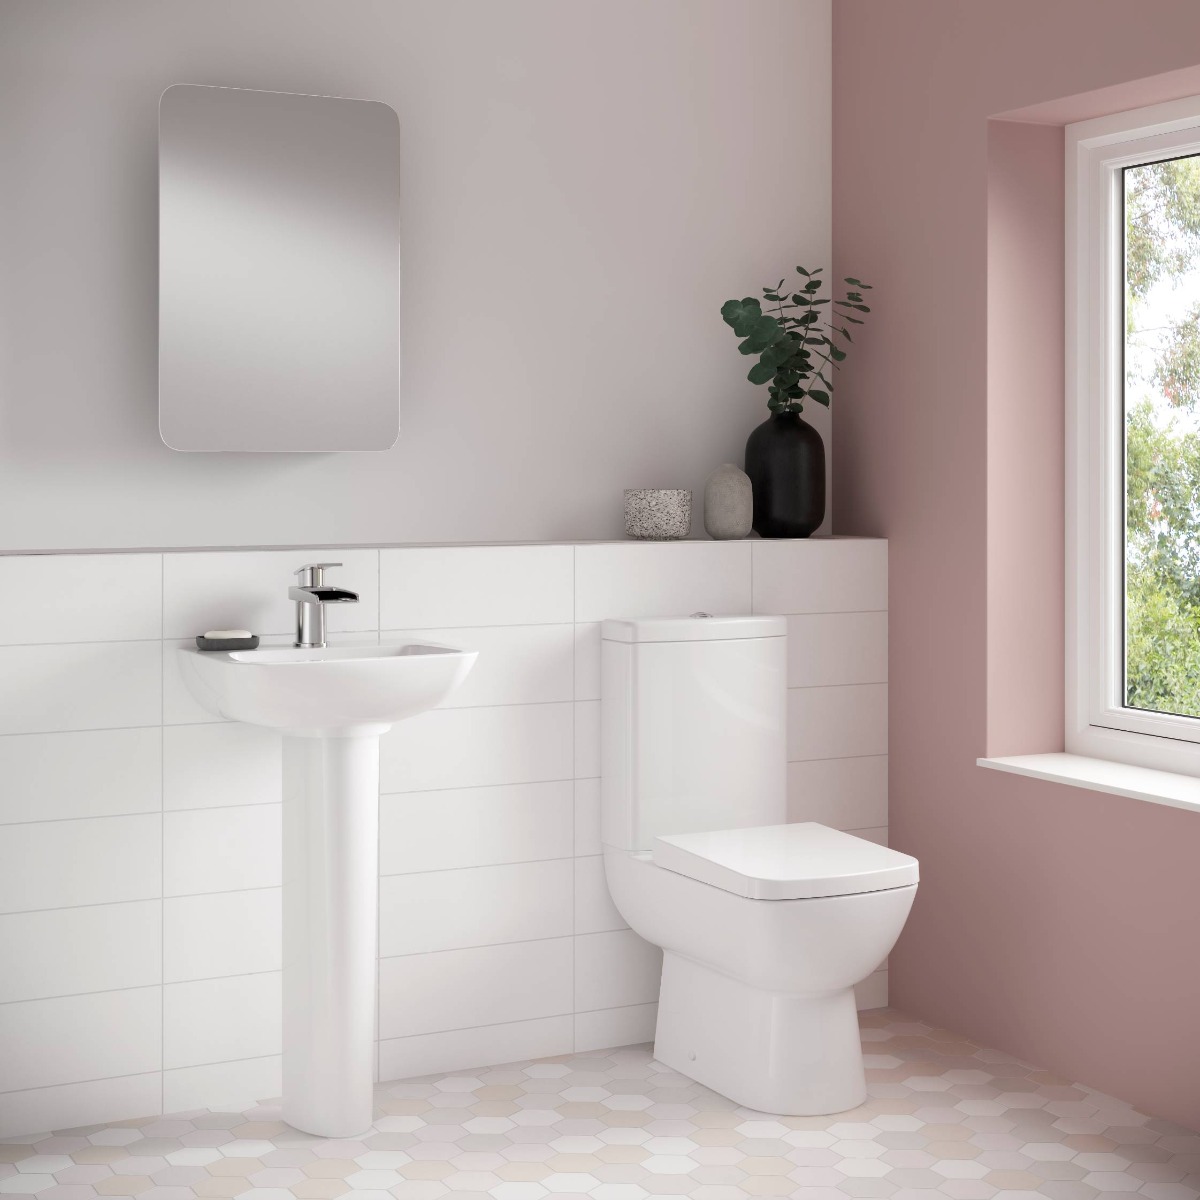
[0,611,890,651]
[161,1050,280,1076]
[0,760,889,822]
[0,637,166,649]
[380,776,580,798]
[380,932,608,961]
[378,1001,655,1048]
[0,1068,163,1102]
[0,683,891,740]
[0,806,271,828]
[0,968,283,1009]
[0,1054,284,1102]
[382,855,582,878]
[381,824,891,877]
[0,884,282,918]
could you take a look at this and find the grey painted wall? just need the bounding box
[0,0,831,551]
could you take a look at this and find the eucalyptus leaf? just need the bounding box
[721,265,873,412]
[721,297,763,336]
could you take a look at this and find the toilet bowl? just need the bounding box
[600,614,918,1116]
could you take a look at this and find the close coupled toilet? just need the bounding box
[600,614,918,1116]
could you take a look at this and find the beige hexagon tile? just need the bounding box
[5,1008,1200,1200]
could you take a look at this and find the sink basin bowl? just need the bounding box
[178,640,477,735]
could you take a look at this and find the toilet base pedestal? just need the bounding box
[653,951,866,1116]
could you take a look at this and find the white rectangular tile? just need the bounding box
[752,538,888,614]
[574,929,662,1012]
[0,728,161,825]
[574,700,599,779]
[0,901,161,1004]
[380,702,573,794]
[787,611,887,687]
[0,641,160,736]
[163,972,281,1069]
[855,825,889,846]
[378,937,573,1039]
[163,639,222,726]
[574,856,626,934]
[0,553,162,645]
[787,755,888,830]
[162,1054,281,1114]
[380,860,573,957]
[0,1073,162,1140]
[163,805,281,896]
[0,814,160,914]
[574,778,601,856]
[379,545,573,629]
[574,1003,658,1053]
[574,542,752,624]
[379,1015,574,1082]
[787,684,888,761]
[855,969,888,1011]
[0,986,161,1093]
[163,723,281,810]
[163,548,378,639]
[381,624,574,708]
[574,622,601,701]
[163,889,281,983]
[380,781,573,876]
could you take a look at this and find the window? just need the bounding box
[1069,97,1200,773]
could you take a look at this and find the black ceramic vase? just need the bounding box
[744,412,826,538]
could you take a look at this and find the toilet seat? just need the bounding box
[652,821,919,900]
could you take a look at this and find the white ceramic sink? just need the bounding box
[178,638,476,1139]
[178,640,476,734]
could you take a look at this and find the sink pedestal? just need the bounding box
[281,731,383,1137]
[176,639,476,1137]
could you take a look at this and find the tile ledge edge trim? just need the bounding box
[978,752,1200,814]
[0,536,885,558]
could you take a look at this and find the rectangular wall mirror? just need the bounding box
[159,84,400,452]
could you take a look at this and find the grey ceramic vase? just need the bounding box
[624,489,692,540]
[703,463,753,539]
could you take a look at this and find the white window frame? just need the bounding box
[1068,96,1200,776]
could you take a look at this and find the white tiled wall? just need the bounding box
[0,538,887,1135]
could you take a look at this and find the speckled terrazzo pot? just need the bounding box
[624,488,692,540]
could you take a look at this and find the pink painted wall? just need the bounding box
[833,1,1200,1130]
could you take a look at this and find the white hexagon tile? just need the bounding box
[1,1009,1197,1200]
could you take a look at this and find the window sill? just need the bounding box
[977,753,1200,815]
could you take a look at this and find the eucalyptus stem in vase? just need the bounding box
[721,267,873,537]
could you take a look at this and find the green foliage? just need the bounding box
[1124,157,1200,715]
[1125,157,1200,305]
[1151,302,1200,408]
[720,267,873,413]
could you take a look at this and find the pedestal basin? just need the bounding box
[178,641,476,1137]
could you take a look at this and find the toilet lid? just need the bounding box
[652,822,919,900]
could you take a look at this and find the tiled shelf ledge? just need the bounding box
[0,534,880,558]
[978,752,1200,815]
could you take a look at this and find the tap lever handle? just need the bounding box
[294,562,343,587]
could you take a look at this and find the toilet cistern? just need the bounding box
[289,562,359,648]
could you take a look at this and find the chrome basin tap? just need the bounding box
[289,563,359,649]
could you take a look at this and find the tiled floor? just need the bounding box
[1,1009,1197,1200]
